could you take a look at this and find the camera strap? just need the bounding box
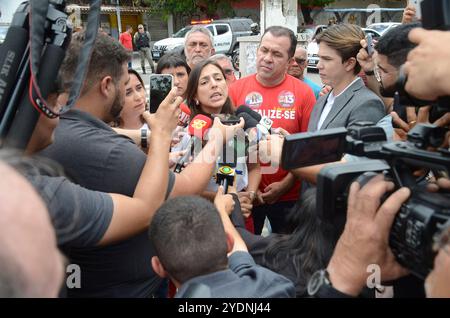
[29,0,101,118]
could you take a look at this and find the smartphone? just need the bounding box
[280,127,347,170]
[366,33,374,56]
[211,113,241,125]
[409,0,423,20]
[149,74,173,113]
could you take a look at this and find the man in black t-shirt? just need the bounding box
[39,31,243,297]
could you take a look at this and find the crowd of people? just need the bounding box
[0,4,449,298]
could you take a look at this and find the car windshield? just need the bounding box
[173,26,193,38]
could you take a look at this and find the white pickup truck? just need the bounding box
[152,18,254,62]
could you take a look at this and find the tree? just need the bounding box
[299,0,335,25]
[143,0,240,20]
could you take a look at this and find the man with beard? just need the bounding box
[184,26,215,70]
[40,31,243,297]
[357,23,421,130]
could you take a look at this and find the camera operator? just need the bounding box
[307,174,450,298]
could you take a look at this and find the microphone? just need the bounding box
[235,105,273,134]
[237,111,269,142]
[177,103,191,127]
[173,114,212,173]
[216,163,236,194]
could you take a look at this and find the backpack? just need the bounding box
[135,32,150,49]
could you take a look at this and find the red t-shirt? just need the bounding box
[229,74,316,202]
[119,32,133,51]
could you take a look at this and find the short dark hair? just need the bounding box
[148,196,228,283]
[126,25,132,31]
[316,24,365,74]
[60,31,131,95]
[156,53,191,75]
[262,26,297,58]
[185,59,233,119]
[375,23,420,68]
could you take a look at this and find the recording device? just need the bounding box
[365,33,374,56]
[0,0,101,150]
[409,0,423,20]
[173,114,212,173]
[211,113,241,125]
[149,74,173,113]
[178,103,191,127]
[281,128,348,170]
[215,163,236,194]
[282,121,450,279]
[235,105,273,139]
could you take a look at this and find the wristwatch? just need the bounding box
[307,269,354,298]
[364,69,375,76]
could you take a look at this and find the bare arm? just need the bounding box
[98,90,181,245]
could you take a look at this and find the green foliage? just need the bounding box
[299,0,335,7]
[143,0,238,19]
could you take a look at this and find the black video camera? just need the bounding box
[282,121,450,279]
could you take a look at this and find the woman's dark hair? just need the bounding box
[261,188,334,297]
[185,59,234,119]
[156,53,191,75]
[128,68,145,87]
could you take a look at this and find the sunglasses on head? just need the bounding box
[294,57,306,64]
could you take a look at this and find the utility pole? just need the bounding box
[115,0,122,34]
[260,0,298,33]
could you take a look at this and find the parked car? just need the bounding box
[307,27,381,70]
[366,22,400,35]
[152,18,254,62]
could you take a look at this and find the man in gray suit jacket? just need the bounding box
[293,24,385,183]
[308,77,385,132]
[308,24,385,133]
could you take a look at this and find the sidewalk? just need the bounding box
[131,51,156,75]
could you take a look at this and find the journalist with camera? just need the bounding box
[257,0,450,298]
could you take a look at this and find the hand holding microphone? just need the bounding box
[173,114,212,173]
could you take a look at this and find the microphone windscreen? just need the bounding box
[178,103,191,126]
[188,114,212,139]
[238,112,258,130]
[235,105,262,121]
[180,103,191,115]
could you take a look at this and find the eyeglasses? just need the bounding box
[294,57,307,64]
[138,27,143,29]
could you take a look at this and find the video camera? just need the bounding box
[0,0,100,150]
[282,121,450,279]
[280,0,450,279]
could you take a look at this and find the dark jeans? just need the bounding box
[252,200,297,235]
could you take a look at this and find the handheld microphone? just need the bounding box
[216,163,236,194]
[173,114,212,173]
[235,105,273,134]
[177,103,191,127]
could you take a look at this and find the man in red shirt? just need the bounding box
[229,26,316,234]
[119,25,133,68]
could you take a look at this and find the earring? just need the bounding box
[195,99,199,106]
